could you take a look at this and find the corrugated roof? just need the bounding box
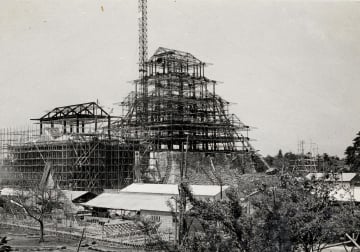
[306,173,358,182]
[120,183,228,197]
[82,192,175,212]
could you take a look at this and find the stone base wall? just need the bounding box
[149,151,256,185]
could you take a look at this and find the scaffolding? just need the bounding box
[0,103,137,192]
[113,47,253,153]
[291,140,318,173]
[0,49,270,189]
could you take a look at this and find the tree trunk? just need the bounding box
[38,219,45,243]
[304,246,311,252]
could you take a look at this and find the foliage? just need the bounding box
[145,175,360,252]
[136,216,176,251]
[0,237,12,252]
[263,150,343,173]
[345,131,360,172]
[264,155,274,167]
[0,197,6,209]
[251,174,360,252]
[181,185,255,252]
[321,153,342,172]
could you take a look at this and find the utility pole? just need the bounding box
[178,142,185,247]
[178,137,189,248]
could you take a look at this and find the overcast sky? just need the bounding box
[1,0,359,157]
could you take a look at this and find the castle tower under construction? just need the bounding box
[0,48,267,191]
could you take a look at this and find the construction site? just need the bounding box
[3,0,360,251]
[0,25,272,245]
[0,102,138,192]
[0,45,267,191]
[0,0,270,192]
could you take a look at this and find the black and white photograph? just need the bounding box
[1,0,360,251]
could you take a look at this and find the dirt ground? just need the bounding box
[1,225,84,252]
[0,225,143,252]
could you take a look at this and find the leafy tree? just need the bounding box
[345,131,360,171]
[179,184,256,252]
[345,146,356,166]
[136,215,176,251]
[150,176,360,252]
[320,153,342,172]
[272,150,285,170]
[264,155,274,167]
[281,152,297,172]
[252,174,360,252]
[283,152,297,162]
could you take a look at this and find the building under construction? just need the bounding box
[114,47,251,153]
[0,103,137,192]
[111,47,268,183]
[0,0,269,191]
[0,48,268,191]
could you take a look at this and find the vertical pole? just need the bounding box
[213,81,216,150]
[40,121,43,135]
[184,136,189,178]
[108,116,111,140]
[220,183,223,200]
[174,198,178,246]
[76,119,79,133]
[63,121,67,134]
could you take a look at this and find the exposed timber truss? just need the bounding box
[0,103,137,192]
[31,102,112,138]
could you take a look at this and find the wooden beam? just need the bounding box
[346,233,360,250]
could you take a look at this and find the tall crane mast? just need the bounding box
[138,0,148,124]
[138,0,148,77]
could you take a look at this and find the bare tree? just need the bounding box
[6,184,63,243]
[4,163,64,243]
